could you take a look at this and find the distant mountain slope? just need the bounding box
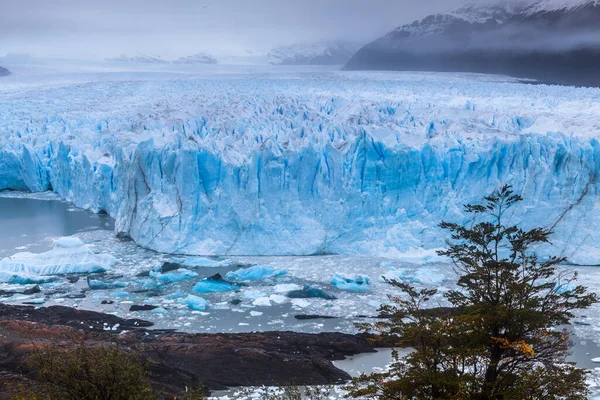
[269,41,360,65]
[105,54,169,64]
[0,66,10,76]
[345,0,600,86]
[174,53,218,64]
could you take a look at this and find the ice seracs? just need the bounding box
[3,67,600,263]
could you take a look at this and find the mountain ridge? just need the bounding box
[345,0,600,86]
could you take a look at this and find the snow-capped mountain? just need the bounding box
[345,0,600,86]
[105,54,169,64]
[0,66,9,76]
[174,53,218,65]
[268,41,360,65]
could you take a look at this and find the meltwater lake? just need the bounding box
[1,192,600,372]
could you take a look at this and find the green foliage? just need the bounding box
[10,342,156,400]
[347,185,598,400]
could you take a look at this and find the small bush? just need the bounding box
[10,342,156,400]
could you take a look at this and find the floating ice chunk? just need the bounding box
[0,272,57,285]
[0,237,116,276]
[192,274,241,293]
[150,269,198,283]
[225,265,287,281]
[250,311,263,316]
[253,297,272,307]
[269,294,287,304]
[554,280,576,295]
[88,278,128,290]
[382,267,446,286]
[138,279,159,290]
[165,292,187,300]
[287,285,337,300]
[274,283,302,293]
[242,289,268,301]
[330,274,370,291]
[183,295,208,311]
[176,257,232,268]
[291,299,310,308]
[151,307,168,314]
[24,298,45,305]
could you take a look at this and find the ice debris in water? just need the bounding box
[150,268,199,283]
[287,285,337,300]
[330,274,370,291]
[182,295,209,311]
[382,267,446,286]
[0,273,57,285]
[176,257,232,268]
[225,265,287,281]
[192,274,242,293]
[0,237,117,277]
[87,278,128,290]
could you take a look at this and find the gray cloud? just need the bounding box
[0,0,474,60]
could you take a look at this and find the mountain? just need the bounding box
[0,67,9,76]
[173,53,218,65]
[105,54,169,64]
[268,41,360,65]
[345,0,600,86]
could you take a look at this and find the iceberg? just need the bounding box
[149,268,198,283]
[192,273,242,293]
[225,266,287,281]
[0,237,117,276]
[3,70,600,264]
[183,295,209,311]
[383,267,446,286]
[287,285,337,300]
[330,274,370,291]
[87,278,128,290]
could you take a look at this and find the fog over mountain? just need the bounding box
[0,0,470,60]
[346,0,600,86]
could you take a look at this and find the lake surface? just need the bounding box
[1,192,600,370]
[0,195,113,258]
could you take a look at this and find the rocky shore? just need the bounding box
[0,304,376,398]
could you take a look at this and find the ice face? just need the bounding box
[2,65,600,264]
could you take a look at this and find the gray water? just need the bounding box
[0,196,113,258]
[1,193,599,370]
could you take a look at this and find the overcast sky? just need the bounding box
[1,0,477,60]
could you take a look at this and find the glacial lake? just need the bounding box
[0,192,600,371]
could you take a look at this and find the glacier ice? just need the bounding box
[330,274,371,291]
[3,68,600,264]
[149,268,198,283]
[225,266,287,281]
[287,285,337,300]
[382,267,447,286]
[87,278,128,290]
[192,273,242,293]
[183,295,209,311]
[0,237,117,277]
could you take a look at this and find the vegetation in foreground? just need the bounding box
[347,185,598,400]
[8,342,206,400]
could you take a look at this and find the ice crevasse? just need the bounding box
[1,73,600,264]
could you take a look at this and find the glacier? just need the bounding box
[2,62,600,264]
